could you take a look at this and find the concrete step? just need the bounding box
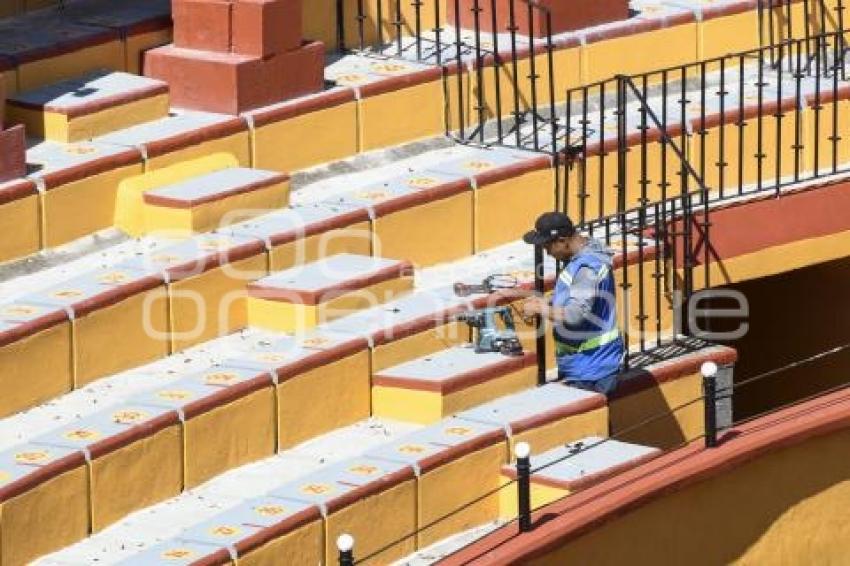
[371,346,537,425]
[9,331,730,565]
[139,167,290,235]
[61,0,173,75]
[0,0,171,91]
[6,71,170,143]
[0,9,124,94]
[0,220,651,424]
[455,382,609,457]
[31,416,418,566]
[246,253,415,332]
[290,144,552,267]
[498,436,661,519]
[22,265,169,390]
[223,201,373,271]
[320,284,477,374]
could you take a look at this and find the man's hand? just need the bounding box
[521,296,548,320]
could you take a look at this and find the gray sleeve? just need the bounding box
[561,266,603,328]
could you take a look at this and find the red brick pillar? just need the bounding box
[145,0,324,115]
[447,0,630,37]
[0,75,26,183]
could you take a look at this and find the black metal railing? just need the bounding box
[334,342,850,564]
[321,7,850,564]
[577,189,710,370]
[759,0,847,63]
[559,32,849,227]
[441,0,559,152]
[522,29,848,369]
[332,0,559,149]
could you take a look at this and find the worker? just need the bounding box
[521,212,625,395]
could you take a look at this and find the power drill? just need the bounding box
[454,306,523,356]
[453,275,526,356]
[453,306,524,356]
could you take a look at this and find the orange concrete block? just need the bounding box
[224,202,372,271]
[246,254,414,332]
[245,89,359,173]
[145,41,325,115]
[329,61,445,151]
[273,457,417,564]
[372,347,538,424]
[367,420,507,547]
[172,0,233,52]
[322,285,474,374]
[141,168,290,235]
[130,364,276,488]
[232,0,303,56]
[497,437,661,518]
[32,404,183,532]
[326,171,474,268]
[457,382,610,458]
[26,140,144,248]
[7,71,170,142]
[426,148,555,252]
[0,125,25,183]
[26,266,170,387]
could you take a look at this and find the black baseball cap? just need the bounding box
[523,212,576,246]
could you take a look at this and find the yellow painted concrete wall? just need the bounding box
[529,426,850,565]
[0,466,89,566]
[610,370,704,450]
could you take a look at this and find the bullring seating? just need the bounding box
[0,225,733,563]
[497,436,662,518]
[245,253,415,332]
[0,0,844,271]
[0,0,829,563]
[371,346,539,424]
[6,71,170,143]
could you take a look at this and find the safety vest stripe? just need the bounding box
[555,329,620,356]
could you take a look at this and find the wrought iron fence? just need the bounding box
[759,0,847,60]
[555,31,849,364]
[332,3,850,364]
[559,32,849,229]
[321,6,850,563]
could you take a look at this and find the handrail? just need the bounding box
[344,338,850,563]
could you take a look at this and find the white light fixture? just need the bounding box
[337,533,354,553]
[701,361,718,378]
[515,441,531,460]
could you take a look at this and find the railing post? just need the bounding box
[337,533,355,566]
[534,244,546,386]
[336,0,346,51]
[515,442,533,532]
[702,361,719,448]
